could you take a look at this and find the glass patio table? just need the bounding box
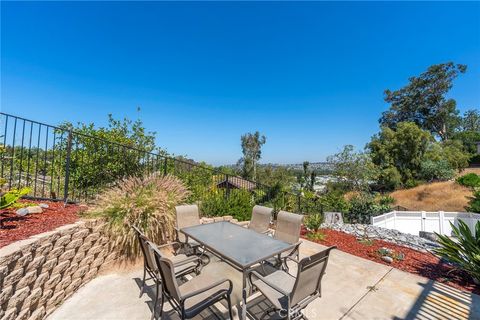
[180,221,296,320]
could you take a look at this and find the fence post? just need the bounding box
[439,211,445,235]
[163,157,168,176]
[63,130,73,205]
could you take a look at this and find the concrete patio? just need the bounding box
[47,239,480,320]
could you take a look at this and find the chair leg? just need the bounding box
[140,266,146,297]
[226,295,234,320]
[151,281,159,320]
[159,292,165,318]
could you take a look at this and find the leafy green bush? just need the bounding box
[0,187,31,209]
[200,189,254,222]
[319,190,350,213]
[306,231,326,242]
[466,190,480,213]
[434,220,480,284]
[420,160,455,182]
[304,213,322,231]
[347,193,392,224]
[457,173,480,188]
[87,174,189,259]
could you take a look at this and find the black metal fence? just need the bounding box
[0,112,320,214]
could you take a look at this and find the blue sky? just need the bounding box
[1,2,479,165]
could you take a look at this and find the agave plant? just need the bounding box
[87,174,190,259]
[434,220,480,284]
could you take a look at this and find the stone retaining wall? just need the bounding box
[0,220,118,320]
[322,223,439,252]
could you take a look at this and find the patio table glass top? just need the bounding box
[181,221,294,269]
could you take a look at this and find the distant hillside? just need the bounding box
[390,180,473,212]
[223,162,334,173]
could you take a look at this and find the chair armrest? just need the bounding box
[181,278,233,301]
[286,241,302,257]
[284,255,300,264]
[175,227,190,243]
[248,270,290,296]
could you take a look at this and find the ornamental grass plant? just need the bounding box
[87,174,190,259]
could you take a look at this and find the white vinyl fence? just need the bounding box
[371,211,480,236]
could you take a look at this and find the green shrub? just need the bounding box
[466,190,480,213]
[420,160,455,182]
[405,179,420,189]
[434,220,480,284]
[457,173,480,188]
[306,231,326,242]
[376,166,402,191]
[87,174,190,259]
[319,190,350,213]
[304,213,323,231]
[358,238,374,246]
[200,189,254,222]
[347,193,392,224]
[0,187,31,209]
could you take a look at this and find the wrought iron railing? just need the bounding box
[0,112,321,214]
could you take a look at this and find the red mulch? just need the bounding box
[301,227,480,295]
[0,200,83,248]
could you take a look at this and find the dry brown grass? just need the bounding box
[87,174,190,259]
[390,180,473,212]
[458,167,480,176]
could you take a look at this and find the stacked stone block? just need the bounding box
[0,220,117,320]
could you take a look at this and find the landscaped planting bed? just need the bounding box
[0,200,82,248]
[301,227,480,295]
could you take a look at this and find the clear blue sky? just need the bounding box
[1,2,479,165]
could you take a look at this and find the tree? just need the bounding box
[367,122,432,184]
[461,109,480,132]
[256,165,296,191]
[238,131,266,180]
[452,131,480,156]
[296,161,315,191]
[327,145,378,191]
[58,113,163,193]
[425,139,470,171]
[380,62,466,141]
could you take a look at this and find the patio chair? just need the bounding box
[247,205,273,234]
[146,241,202,320]
[152,247,234,320]
[175,204,202,254]
[133,226,200,298]
[249,246,336,320]
[269,211,304,269]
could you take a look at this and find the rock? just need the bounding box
[419,231,438,242]
[39,203,49,208]
[16,206,43,216]
[321,222,439,252]
[323,212,344,224]
[16,208,29,216]
[382,256,393,263]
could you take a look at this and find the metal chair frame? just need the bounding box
[249,246,336,320]
[152,247,234,320]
